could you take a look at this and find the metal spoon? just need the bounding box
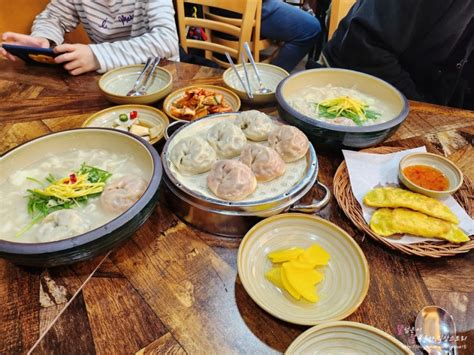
[415,306,457,355]
[127,57,153,96]
[243,42,271,94]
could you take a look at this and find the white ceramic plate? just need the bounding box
[237,213,370,325]
[286,321,413,354]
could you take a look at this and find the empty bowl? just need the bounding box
[398,152,463,198]
[99,64,173,104]
[223,63,289,104]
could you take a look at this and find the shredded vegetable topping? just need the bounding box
[315,96,381,126]
[17,164,111,237]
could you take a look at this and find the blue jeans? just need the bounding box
[261,0,321,72]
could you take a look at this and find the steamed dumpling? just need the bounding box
[207,160,257,201]
[268,125,309,162]
[37,210,90,242]
[101,175,147,213]
[207,121,247,158]
[239,144,286,182]
[170,137,216,175]
[235,110,274,141]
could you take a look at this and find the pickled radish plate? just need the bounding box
[237,213,370,325]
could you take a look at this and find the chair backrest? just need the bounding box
[203,1,272,64]
[328,0,356,40]
[0,0,89,44]
[176,0,258,68]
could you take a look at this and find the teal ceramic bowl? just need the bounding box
[0,128,162,267]
[276,68,409,149]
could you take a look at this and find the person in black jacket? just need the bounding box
[322,0,474,108]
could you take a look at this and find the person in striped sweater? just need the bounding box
[0,0,179,75]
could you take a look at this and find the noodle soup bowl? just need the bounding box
[0,128,162,267]
[276,68,409,149]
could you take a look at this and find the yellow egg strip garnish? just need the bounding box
[32,173,106,200]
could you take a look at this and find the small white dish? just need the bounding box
[399,152,463,198]
[286,321,413,354]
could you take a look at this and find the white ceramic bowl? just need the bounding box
[223,63,289,104]
[398,152,463,198]
[285,321,413,354]
[99,64,173,104]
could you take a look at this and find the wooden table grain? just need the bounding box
[0,59,473,355]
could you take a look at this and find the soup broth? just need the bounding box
[0,149,145,243]
[289,84,391,126]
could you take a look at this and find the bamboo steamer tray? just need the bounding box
[333,146,473,257]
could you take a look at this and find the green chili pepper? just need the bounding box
[119,114,128,122]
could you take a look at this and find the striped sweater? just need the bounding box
[31,0,179,73]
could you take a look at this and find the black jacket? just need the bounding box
[323,0,474,107]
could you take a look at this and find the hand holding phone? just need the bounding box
[1,32,50,62]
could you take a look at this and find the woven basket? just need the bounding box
[333,146,473,257]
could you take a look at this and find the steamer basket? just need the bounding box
[161,113,330,237]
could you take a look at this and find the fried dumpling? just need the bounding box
[235,110,274,141]
[268,125,309,162]
[239,143,285,182]
[363,187,458,224]
[207,160,257,201]
[370,208,469,243]
[207,121,247,158]
[170,137,216,175]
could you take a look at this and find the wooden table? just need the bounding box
[0,59,473,355]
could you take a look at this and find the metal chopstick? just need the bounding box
[240,52,253,98]
[225,51,253,99]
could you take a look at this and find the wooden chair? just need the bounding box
[176,0,258,68]
[327,0,357,39]
[0,0,89,44]
[203,1,274,64]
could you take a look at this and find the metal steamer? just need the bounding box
[162,114,330,237]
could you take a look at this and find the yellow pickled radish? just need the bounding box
[265,267,284,289]
[298,244,330,267]
[283,262,323,302]
[268,247,304,263]
[281,266,301,300]
[265,243,330,303]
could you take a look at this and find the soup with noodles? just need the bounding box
[289,84,391,126]
[0,149,147,243]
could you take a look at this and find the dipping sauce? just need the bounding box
[403,165,449,191]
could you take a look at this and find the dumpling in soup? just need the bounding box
[239,144,285,182]
[268,125,309,162]
[101,175,147,213]
[37,210,90,243]
[170,137,216,175]
[235,110,274,141]
[207,160,257,201]
[207,121,246,158]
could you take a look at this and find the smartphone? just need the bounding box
[2,44,59,65]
